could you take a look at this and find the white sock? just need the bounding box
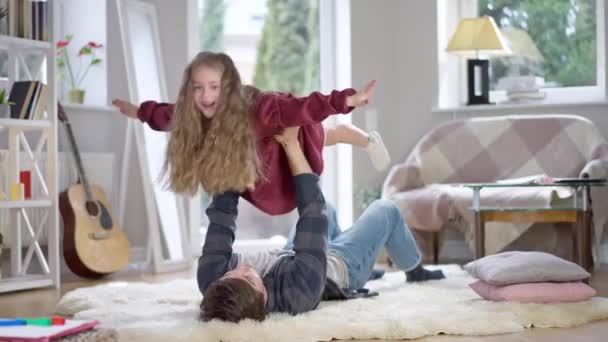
[366,131,391,171]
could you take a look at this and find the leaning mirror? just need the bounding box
[117,0,191,272]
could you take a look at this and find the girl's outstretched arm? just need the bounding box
[112,98,175,131]
[255,80,376,134]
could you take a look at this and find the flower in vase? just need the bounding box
[56,35,103,91]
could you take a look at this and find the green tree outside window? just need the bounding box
[199,0,225,52]
[253,0,320,96]
[479,0,596,89]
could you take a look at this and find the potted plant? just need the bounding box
[56,35,103,104]
[356,184,382,212]
[0,89,14,118]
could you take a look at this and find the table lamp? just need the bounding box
[446,16,510,105]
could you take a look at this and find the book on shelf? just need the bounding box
[6,0,48,41]
[8,80,48,120]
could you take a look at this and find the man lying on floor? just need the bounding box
[198,127,445,323]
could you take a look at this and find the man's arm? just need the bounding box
[271,128,328,314]
[196,191,240,294]
[280,140,313,176]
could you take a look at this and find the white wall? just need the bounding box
[350,0,445,216]
[60,0,107,106]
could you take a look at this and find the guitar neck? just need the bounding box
[62,120,94,202]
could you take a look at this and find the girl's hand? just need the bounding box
[111,98,139,119]
[273,127,301,146]
[346,80,377,107]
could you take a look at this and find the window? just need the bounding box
[198,0,319,93]
[197,0,322,243]
[479,0,599,90]
[438,0,606,106]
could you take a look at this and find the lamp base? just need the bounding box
[467,100,494,106]
[467,59,491,105]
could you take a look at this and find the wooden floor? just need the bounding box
[1,265,607,341]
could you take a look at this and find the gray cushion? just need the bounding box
[463,251,590,286]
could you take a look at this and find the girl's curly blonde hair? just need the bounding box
[162,51,262,194]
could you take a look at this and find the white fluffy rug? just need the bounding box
[56,265,608,342]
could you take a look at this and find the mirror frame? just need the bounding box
[116,0,192,272]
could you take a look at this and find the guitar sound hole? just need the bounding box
[98,201,114,230]
[86,201,100,216]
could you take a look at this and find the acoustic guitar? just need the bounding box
[58,103,131,278]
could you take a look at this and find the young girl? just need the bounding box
[112,51,390,215]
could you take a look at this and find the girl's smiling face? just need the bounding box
[192,65,222,118]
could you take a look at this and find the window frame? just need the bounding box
[319,0,353,230]
[452,0,606,106]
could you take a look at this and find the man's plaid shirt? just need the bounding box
[197,173,329,315]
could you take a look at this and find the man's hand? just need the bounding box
[111,98,139,119]
[273,126,301,146]
[273,127,311,175]
[346,80,377,108]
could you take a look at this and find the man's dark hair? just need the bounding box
[200,277,266,323]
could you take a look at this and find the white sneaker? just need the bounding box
[366,131,391,171]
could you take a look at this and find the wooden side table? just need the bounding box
[464,180,605,272]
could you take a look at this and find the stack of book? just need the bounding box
[7,80,48,120]
[496,76,546,103]
[5,0,48,41]
[506,90,546,102]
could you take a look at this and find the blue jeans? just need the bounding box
[284,199,421,289]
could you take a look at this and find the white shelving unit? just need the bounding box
[0,200,53,209]
[0,1,59,293]
[0,35,52,50]
[0,118,52,129]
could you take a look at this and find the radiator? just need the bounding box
[0,152,116,247]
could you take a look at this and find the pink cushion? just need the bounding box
[469,280,597,303]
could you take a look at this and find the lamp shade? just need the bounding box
[500,27,544,62]
[446,16,511,55]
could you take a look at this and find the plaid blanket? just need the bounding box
[383,115,608,262]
